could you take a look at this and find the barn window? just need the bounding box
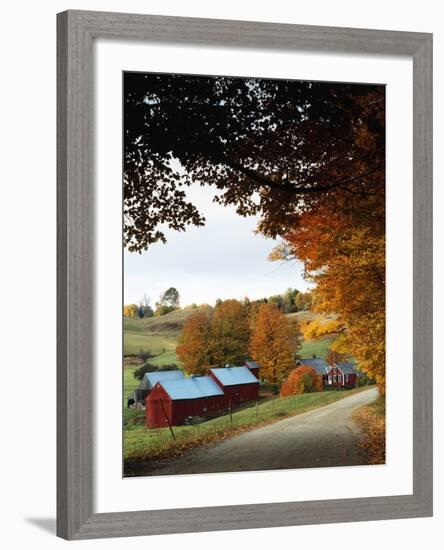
[345,374,348,382]
[338,375,342,383]
[328,376,332,384]
[333,375,337,383]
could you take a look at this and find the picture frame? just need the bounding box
[57,9,433,540]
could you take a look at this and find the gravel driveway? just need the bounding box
[143,387,379,476]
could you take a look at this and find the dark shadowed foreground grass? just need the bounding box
[124,386,368,467]
[353,396,385,464]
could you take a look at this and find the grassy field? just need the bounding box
[124,367,140,400]
[123,307,351,469]
[123,307,338,430]
[124,308,196,361]
[299,335,335,360]
[123,385,367,462]
[124,308,335,365]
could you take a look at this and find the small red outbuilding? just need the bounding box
[325,362,358,389]
[244,360,261,380]
[209,366,259,405]
[146,375,227,428]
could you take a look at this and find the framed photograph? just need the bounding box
[57,10,433,540]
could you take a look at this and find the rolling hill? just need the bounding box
[124,307,336,366]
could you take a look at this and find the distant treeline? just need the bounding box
[123,287,180,319]
[124,287,313,319]
[237,288,313,314]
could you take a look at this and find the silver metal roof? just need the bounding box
[159,375,224,401]
[296,358,329,374]
[143,370,185,389]
[245,360,261,370]
[210,366,259,386]
[335,362,358,375]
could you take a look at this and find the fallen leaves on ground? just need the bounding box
[353,404,385,464]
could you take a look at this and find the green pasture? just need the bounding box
[124,331,178,358]
[124,308,335,367]
[123,308,193,359]
[123,385,366,460]
[123,308,337,428]
[299,335,335,360]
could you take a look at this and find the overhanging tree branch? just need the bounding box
[227,161,382,196]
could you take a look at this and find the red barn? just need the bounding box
[295,358,329,384]
[127,369,184,408]
[325,362,358,388]
[146,375,227,428]
[210,366,259,405]
[244,360,261,380]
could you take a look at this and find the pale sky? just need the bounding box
[124,185,309,307]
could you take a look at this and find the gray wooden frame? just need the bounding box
[57,10,433,540]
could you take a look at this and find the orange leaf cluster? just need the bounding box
[250,303,299,384]
[123,304,138,318]
[301,317,344,341]
[280,197,385,393]
[176,310,213,375]
[266,91,386,393]
[280,366,323,397]
[176,300,251,374]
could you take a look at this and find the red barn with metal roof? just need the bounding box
[244,360,261,380]
[127,369,185,408]
[209,366,259,405]
[325,362,359,389]
[295,358,329,385]
[146,375,227,428]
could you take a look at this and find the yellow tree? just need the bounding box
[250,303,297,384]
[123,304,138,318]
[301,317,345,341]
[176,310,213,375]
[210,299,250,367]
[276,197,385,393]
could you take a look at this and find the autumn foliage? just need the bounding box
[210,300,251,367]
[353,401,386,464]
[279,199,385,393]
[280,366,323,397]
[177,300,302,379]
[176,300,251,374]
[125,75,386,393]
[123,304,138,318]
[262,91,386,393]
[249,303,299,384]
[301,317,345,341]
[176,309,213,375]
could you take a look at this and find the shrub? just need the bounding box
[280,366,323,397]
[137,349,154,362]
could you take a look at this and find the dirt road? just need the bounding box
[143,387,378,476]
